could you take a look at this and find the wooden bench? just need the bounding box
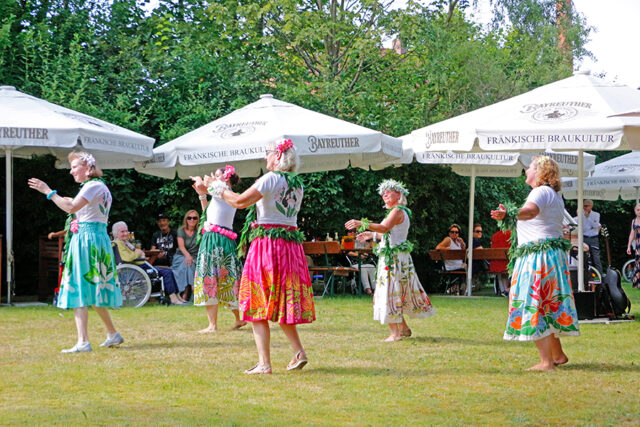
[303,241,358,296]
[38,236,64,300]
[428,248,509,294]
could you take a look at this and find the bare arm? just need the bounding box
[491,202,539,221]
[628,220,636,255]
[344,207,404,234]
[221,187,263,209]
[435,237,451,250]
[28,178,88,214]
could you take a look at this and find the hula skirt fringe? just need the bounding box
[238,228,315,325]
[57,222,121,309]
[193,230,242,308]
[373,252,435,324]
[504,246,580,341]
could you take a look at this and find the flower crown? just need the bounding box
[535,155,551,166]
[222,165,235,180]
[276,139,293,159]
[79,152,96,168]
[378,179,409,196]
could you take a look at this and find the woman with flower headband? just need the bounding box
[491,155,580,371]
[205,139,315,374]
[28,151,124,353]
[345,179,435,342]
[191,165,246,332]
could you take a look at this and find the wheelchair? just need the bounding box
[112,243,167,308]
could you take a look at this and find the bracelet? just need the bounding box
[198,194,207,200]
[357,218,371,233]
[373,232,378,242]
[46,190,57,200]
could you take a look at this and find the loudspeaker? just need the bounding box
[574,291,596,320]
[569,266,590,292]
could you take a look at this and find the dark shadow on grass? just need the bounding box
[411,335,511,347]
[119,341,240,351]
[560,362,640,372]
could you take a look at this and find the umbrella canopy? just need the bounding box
[563,151,640,202]
[404,70,640,291]
[0,85,155,304]
[136,94,403,179]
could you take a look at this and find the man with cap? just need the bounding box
[151,213,178,268]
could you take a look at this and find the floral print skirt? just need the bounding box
[504,247,580,341]
[57,222,121,309]
[373,252,435,324]
[193,230,242,308]
[238,235,315,325]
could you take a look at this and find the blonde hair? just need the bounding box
[268,141,299,172]
[68,151,103,178]
[181,209,199,231]
[533,155,561,191]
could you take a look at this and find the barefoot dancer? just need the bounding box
[192,166,246,332]
[345,179,434,342]
[491,155,580,371]
[214,139,315,374]
[28,152,124,353]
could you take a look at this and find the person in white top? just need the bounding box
[28,151,124,353]
[345,179,435,342]
[573,199,603,274]
[191,165,246,333]
[211,139,315,375]
[491,155,579,371]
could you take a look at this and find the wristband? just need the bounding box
[46,190,58,200]
[198,194,207,200]
[373,232,378,242]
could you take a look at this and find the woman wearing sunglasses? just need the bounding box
[191,166,246,332]
[171,209,201,303]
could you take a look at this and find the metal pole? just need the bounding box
[5,150,13,304]
[577,151,585,292]
[466,166,476,297]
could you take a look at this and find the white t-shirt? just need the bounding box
[573,210,601,237]
[74,180,112,223]
[206,197,236,229]
[444,239,464,271]
[517,185,564,246]
[251,172,303,227]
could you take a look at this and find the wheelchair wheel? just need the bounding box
[622,259,635,282]
[117,264,151,308]
[587,266,602,289]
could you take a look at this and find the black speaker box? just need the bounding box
[574,291,596,320]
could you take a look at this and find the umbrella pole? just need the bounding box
[577,151,585,292]
[635,187,639,205]
[5,150,13,305]
[466,166,476,297]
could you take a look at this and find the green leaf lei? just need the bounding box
[237,171,304,258]
[375,205,414,269]
[195,210,206,244]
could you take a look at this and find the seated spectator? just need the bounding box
[490,229,511,297]
[171,210,200,301]
[471,223,488,275]
[436,223,467,271]
[345,252,376,296]
[112,221,187,305]
[150,213,177,268]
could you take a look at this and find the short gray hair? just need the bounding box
[112,221,128,237]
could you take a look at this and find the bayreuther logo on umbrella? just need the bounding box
[520,102,591,123]
[308,136,360,152]
[213,121,267,139]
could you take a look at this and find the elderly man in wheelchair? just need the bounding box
[112,221,188,307]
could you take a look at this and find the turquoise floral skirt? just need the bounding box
[504,246,580,341]
[193,230,242,308]
[57,222,121,309]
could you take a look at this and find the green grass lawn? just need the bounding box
[1,286,639,426]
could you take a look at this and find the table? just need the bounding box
[144,249,160,265]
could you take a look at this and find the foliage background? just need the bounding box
[0,0,634,297]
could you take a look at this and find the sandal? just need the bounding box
[286,350,308,371]
[243,363,272,375]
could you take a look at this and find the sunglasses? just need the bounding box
[186,216,199,220]
[449,230,459,234]
[474,229,482,233]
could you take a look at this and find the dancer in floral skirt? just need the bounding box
[491,155,580,371]
[28,151,124,353]
[192,165,246,332]
[213,139,315,374]
[345,179,435,342]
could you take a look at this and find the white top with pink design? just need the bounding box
[251,172,303,227]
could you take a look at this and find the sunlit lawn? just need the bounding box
[1,284,639,426]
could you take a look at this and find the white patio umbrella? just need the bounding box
[399,136,595,295]
[0,85,155,304]
[406,70,640,291]
[562,151,640,203]
[136,94,402,179]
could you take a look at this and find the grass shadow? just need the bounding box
[561,362,640,372]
